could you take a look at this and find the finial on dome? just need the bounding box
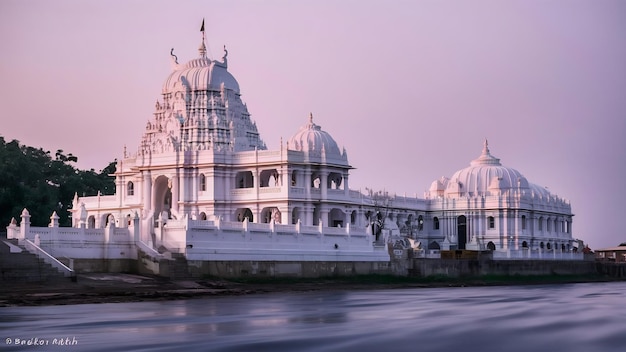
[199,19,207,58]
[309,112,313,124]
[471,139,501,166]
[170,48,179,64]
[222,45,228,65]
[482,139,490,155]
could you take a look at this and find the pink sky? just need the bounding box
[1,0,625,249]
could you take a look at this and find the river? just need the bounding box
[1,282,625,351]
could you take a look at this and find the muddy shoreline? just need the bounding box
[0,273,620,307]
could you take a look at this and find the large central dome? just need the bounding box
[162,56,240,94]
[428,140,550,198]
[137,33,265,156]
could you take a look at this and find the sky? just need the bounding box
[1,0,625,249]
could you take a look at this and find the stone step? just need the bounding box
[0,241,70,283]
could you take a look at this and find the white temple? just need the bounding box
[7,28,582,272]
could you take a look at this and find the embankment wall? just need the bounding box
[43,257,626,279]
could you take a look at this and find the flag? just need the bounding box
[200,19,205,32]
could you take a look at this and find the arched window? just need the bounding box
[538,216,544,231]
[487,241,496,251]
[521,215,527,230]
[488,216,495,229]
[127,181,134,196]
[417,215,424,231]
[235,171,254,188]
[433,217,440,230]
[87,215,96,229]
[199,174,206,191]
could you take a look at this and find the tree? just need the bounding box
[365,188,393,242]
[0,137,116,228]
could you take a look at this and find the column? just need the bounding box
[143,171,152,212]
[320,170,328,199]
[172,175,179,213]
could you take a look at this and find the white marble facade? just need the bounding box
[26,29,578,261]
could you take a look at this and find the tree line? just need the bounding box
[0,137,116,228]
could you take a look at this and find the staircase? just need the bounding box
[168,252,190,279]
[0,239,70,283]
[136,244,190,279]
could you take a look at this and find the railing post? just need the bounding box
[7,217,18,240]
[18,208,31,244]
[133,211,140,243]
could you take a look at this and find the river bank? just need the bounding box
[0,272,621,307]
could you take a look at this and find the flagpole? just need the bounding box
[199,18,208,58]
[201,18,205,42]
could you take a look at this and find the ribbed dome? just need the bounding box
[163,58,240,94]
[444,140,531,197]
[287,113,343,158]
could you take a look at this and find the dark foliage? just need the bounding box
[0,137,116,227]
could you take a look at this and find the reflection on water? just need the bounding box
[1,282,626,351]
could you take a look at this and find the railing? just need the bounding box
[290,187,305,194]
[231,188,254,196]
[23,239,75,278]
[187,219,216,229]
[259,187,282,194]
[274,223,297,233]
[136,240,164,260]
[246,222,269,232]
[324,227,348,236]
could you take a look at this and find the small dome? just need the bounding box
[163,58,240,94]
[287,113,343,159]
[429,177,449,192]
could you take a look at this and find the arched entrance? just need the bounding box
[329,208,345,227]
[153,175,172,220]
[457,215,467,250]
[292,207,301,224]
[261,207,281,223]
[235,208,253,222]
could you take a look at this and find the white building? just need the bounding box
[7,29,582,268]
[421,141,578,259]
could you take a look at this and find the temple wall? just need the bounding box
[186,260,394,278]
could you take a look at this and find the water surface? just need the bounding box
[1,282,625,351]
